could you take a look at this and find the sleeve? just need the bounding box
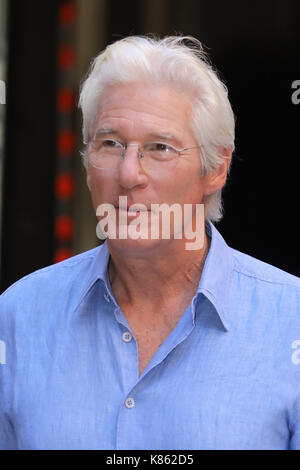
[289,393,300,450]
[290,431,300,449]
[0,293,17,449]
[0,410,16,450]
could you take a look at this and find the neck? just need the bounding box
[107,235,210,309]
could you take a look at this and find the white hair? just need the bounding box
[79,35,235,222]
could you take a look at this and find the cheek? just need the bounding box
[166,172,204,204]
[87,173,112,206]
[88,170,114,191]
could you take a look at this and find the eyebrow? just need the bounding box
[93,129,181,145]
[147,133,183,148]
[94,128,118,138]
[148,133,176,141]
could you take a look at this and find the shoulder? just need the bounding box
[229,247,300,320]
[209,221,299,295]
[0,245,101,310]
[230,247,300,289]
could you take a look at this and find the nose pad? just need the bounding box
[118,143,148,188]
[126,143,143,159]
[122,143,146,170]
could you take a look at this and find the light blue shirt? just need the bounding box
[0,222,300,450]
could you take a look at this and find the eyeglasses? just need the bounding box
[86,138,202,172]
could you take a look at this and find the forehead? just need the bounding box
[95,82,195,143]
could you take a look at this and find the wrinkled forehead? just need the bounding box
[92,81,197,144]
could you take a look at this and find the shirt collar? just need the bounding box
[75,221,234,331]
[74,241,112,311]
[196,221,234,331]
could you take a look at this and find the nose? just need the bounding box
[117,143,149,189]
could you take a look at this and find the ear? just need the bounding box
[203,146,232,196]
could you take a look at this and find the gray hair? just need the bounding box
[79,35,235,222]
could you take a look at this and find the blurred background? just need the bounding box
[0,0,299,292]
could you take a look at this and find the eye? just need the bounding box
[144,142,178,162]
[101,139,119,148]
[90,138,121,154]
[147,142,174,153]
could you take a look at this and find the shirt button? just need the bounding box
[125,397,135,409]
[104,293,110,303]
[122,331,132,342]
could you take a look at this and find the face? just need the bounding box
[86,82,228,254]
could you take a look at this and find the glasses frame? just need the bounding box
[85,137,203,170]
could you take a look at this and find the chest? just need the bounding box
[133,323,178,375]
[120,301,189,375]
[12,305,293,450]
[14,344,290,450]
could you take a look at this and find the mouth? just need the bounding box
[116,204,149,213]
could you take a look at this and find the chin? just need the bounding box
[107,235,164,254]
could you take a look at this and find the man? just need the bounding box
[0,35,299,450]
